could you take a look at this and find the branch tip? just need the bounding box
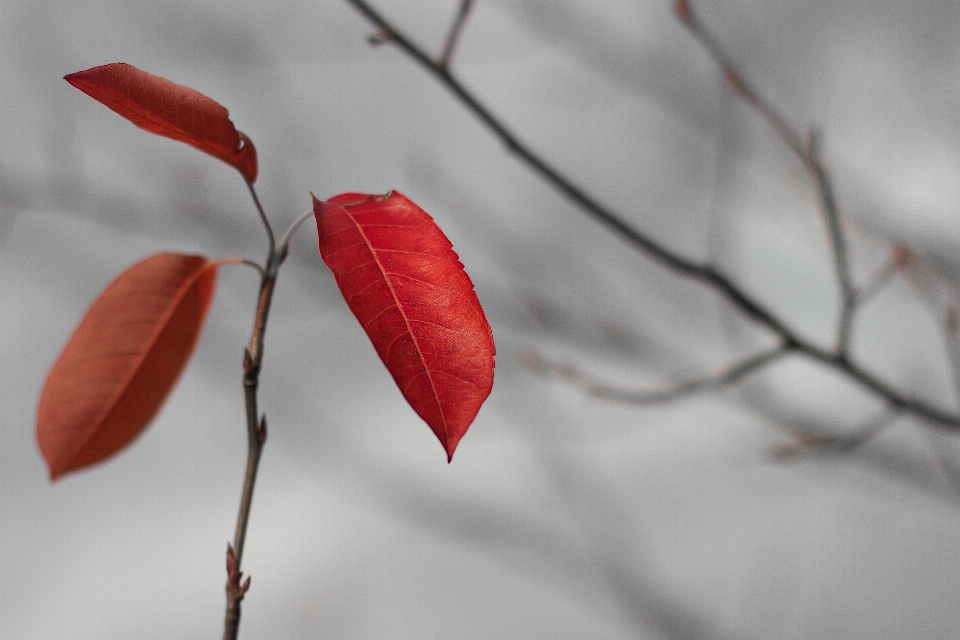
[672,0,693,24]
[892,245,914,270]
[806,127,821,157]
[439,0,475,69]
[367,29,392,46]
[721,66,749,103]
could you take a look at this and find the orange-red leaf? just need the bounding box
[313,191,495,461]
[65,63,258,182]
[37,253,218,480]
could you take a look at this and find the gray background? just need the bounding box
[3,0,960,638]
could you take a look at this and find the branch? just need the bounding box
[529,346,791,405]
[342,0,960,431]
[438,0,474,69]
[343,0,798,338]
[772,408,894,459]
[675,4,857,356]
[854,252,899,308]
[222,192,288,640]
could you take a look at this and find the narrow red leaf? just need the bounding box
[65,63,258,182]
[313,191,496,461]
[37,253,218,480]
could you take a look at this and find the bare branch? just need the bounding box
[223,240,287,640]
[808,131,856,355]
[343,0,799,338]
[439,0,474,69]
[855,254,899,308]
[342,0,960,431]
[528,345,791,405]
[772,409,894,460]
[923,428,960,498]
[678,5,857,356]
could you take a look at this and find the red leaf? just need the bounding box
[37,253,218,480]
[313,192,495,461]
[65,63,258,182]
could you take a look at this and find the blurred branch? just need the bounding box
[674,3,857,357]
[341,0,797,339]
[929,307,960,495]
[924,428,960,498]
[438,0,474,69]
[855,252,899,308]
[527,345,790,405]
[772,409,894,460]
[944,306,960,398]
[342,0,960,430]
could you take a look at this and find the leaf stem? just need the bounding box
[276,207,316,254]
[240,258,266,277]
[246,179,276,257]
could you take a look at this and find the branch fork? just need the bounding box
[344,0,960,434]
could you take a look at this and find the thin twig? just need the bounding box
[773,408,895,459]
[923,428,960,498]
[276,207,316,252]
[675,7,805,157]
[439,0,475,69]
[808,131,856,355]
[246,179,276,257]
[240,258,266,277]
[855,258,898,308]
[583,345,791,404]
[223,199,288,640]
[678,7,857,356]
[916,307,960,496]
[943,306,960,397]
[342,0,960,430]
[791,338,959,426]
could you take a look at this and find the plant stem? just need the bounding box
[276,207,316,252]
[223,200,287,640]
[246,179,276,257]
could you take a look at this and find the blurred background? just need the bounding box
[3,0,960,638]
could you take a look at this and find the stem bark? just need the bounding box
[222,248,283,640]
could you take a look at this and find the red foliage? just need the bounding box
[37,253,218,480]
[65,63,257,182]
[313,192,495,461]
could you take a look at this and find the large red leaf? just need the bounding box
[37,253,218,480]
[64,63,258,182]
[313,192,495,461]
